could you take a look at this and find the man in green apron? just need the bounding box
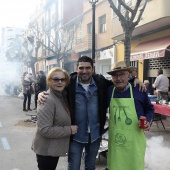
[106,61,154,170]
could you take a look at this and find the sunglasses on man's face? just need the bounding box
[51,78,66,83]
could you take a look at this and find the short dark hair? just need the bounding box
[39,71,44,75]
[158,69,163,74]
[77,56,94,68]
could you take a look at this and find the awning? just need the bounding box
[130,36,170,61]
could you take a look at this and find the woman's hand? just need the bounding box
[38,91,49,105]
[70,125,78,135]
[134,78,147,92]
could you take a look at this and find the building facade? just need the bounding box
[111,0,170,85]
[24,0,117,77]
[23,0,170,86]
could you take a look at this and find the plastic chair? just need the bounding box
[150,113,165,129]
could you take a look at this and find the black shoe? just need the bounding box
[28,109,32,111]
[23,109,28,112]
[33,108,37,110]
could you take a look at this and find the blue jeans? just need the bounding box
[68,137,101,170]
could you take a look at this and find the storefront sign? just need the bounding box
[100,48,114,59]
[130,49,165,61]
[46,59,57,65]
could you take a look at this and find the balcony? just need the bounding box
[73,33,96,53]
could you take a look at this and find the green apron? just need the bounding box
[107,84,146,170]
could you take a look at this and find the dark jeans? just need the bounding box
[36,154,59,170]
[23,92,31,105]
[68,136,101,170]
[34,93,38,108]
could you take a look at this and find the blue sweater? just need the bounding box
[107,84,154,122]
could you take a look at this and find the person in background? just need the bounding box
[129,66,138,83]
[33,71,46,111]
[33,73,40,110]
[32,67,78,170]
[21,71,28,99]
[152,69,169,101]
[107,61,154,170]
[22,73,33,111]
[144,80,154,95]
[38,56,146,170]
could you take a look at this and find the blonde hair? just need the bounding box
[47,67,70,87]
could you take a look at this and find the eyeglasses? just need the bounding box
[51,78,66,83]
[112,73,127,79]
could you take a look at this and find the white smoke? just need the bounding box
[145,136,170,170]
[0,61,23,96]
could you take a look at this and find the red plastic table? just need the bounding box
[152,102,170,116]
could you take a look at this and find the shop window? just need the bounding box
[130,61,138,68]
[99,15,106,33]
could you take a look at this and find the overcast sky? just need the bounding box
[0,0,40,29]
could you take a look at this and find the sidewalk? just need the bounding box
[9,96,170,170]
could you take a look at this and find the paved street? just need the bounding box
[0,96,170,170]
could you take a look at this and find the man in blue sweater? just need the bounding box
[107,61,154,170]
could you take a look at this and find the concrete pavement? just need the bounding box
[0,96,170,170]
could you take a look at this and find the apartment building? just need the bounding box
[111,0,170,83]
[28,0,83,74]
[64,0,116,78]
[75,0,115,78]
[24,0,117,76]
[25,0,170,83]
[62,0,83,73]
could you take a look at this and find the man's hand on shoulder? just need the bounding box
[38,91,49,105]
[134,78,147,92]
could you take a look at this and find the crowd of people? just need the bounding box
[20,56,169,170]
[143,69,169,102]
[21,71,47,112]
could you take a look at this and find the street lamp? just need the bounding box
[89,0,98,61]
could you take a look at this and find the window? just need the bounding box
[130,61,138,68]
[99,15,106,33]
[87,22,92,34]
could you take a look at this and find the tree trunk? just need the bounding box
[30,64,36,80]
[124,27,133,67]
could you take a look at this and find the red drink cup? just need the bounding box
[139,116,146,129]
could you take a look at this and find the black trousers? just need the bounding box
[23,92,31,104]
[36,154,59,170]
[23,91,31,109]
[34,93,38,108]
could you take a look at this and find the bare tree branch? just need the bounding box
[119,0,133,13]
[108,0,126,23]
[28,19,75,64]
[108,0,148,66]
[133,0,148,27]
